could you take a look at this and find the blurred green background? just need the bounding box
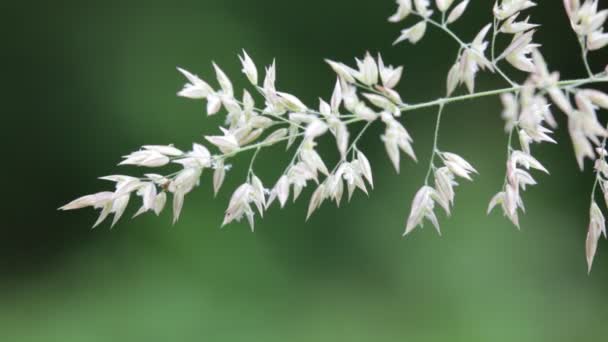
[2,0,608,341]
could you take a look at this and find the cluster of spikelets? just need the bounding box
[61,0,608,272]
[405,152,478,236]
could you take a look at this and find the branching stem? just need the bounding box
[419,12,517,86]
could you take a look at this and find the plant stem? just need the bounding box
[247,146,262,179]
[424,103,445,185]
[279,138,307,177]
[501,127,515,189]
[399,76,608,113]
[420,12,517,86]
[491,18,499,62]
[578,38,594,78]
[330,120,375,174]
[494,67,518,87]
[422,14,468,47]
[347,120,374,157]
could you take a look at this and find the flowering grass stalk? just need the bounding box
[61,0,608,272]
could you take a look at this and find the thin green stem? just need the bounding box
[247,146,262,179]
[578,38,594,78]
[347,120,374,157]
[501,128,515,189]
[424,103,445,185]
[491,18,499,63]
[280,138,307,177]
[399,76,608,113]
[490,18,518,87]
[330,120,375,174]
[420,12,517,87]
[422,14,468,47]
[494,67,517,87]
[591,173,601,202]
[506,128,515,157]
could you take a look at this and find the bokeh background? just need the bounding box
[2,0,608,341]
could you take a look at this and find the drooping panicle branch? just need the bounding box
[61,0,608,272]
